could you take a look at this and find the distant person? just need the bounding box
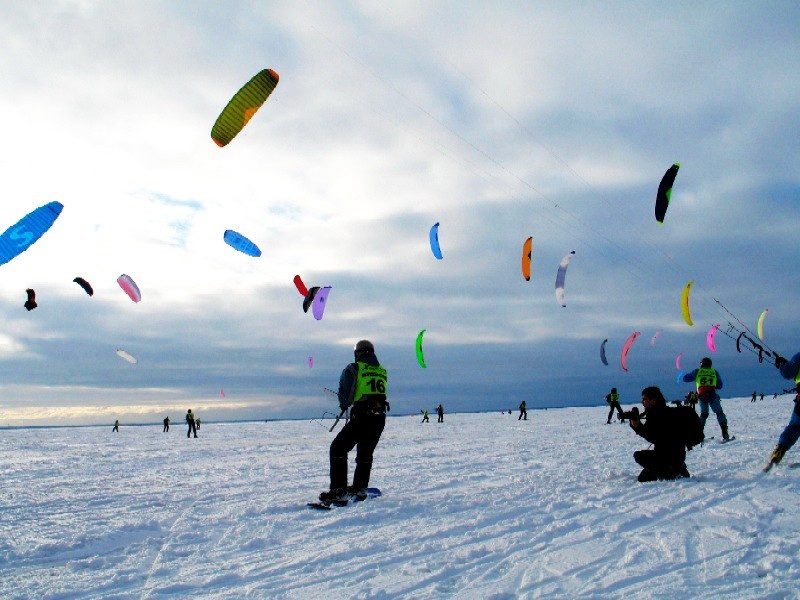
[767,352,800,469]
[605,387,624,424]
[163,416,170,432]
[436,404,444,423]
[319,340,389,503]
[112,420,119,432]
[628,386,690,482]
[186,409,197,438]
[751,391,758,403]
[685,391,698,410]
[196,418,201,430]
[760,392,764,401]
[518,401,527,420]
[421,410,430,423]
[682,357,730,441]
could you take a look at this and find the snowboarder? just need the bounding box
[628,386,690,482]
[319,340,389,503]
[421,410,429,423]
[518,401,527,420]
[112,420,119,432]
[163,416,170,432]
[436,404,444,423]
[186,409,198,438]
[605,387,625,423]
[767,352,800,468]
[682,357,730,441]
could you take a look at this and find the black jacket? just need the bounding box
[631,403,686,464]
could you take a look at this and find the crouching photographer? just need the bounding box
[628,386,690,482]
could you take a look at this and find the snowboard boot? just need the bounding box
[720,423,730,441]
[769,444,787,466]
[319,488,348,503]
[347,486,368,501]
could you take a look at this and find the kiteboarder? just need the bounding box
[518,400,527,420]
[605,387,625,424]
[436,404,444,423]
[421,410,430,423]
[112,420,119,432]
[684,391,698,410]
[186,409,198,438]
[682,357,730,441]
[628,386,690,482]
[767,352,800,469]
[319,340,388,503]
[163,416,170,432]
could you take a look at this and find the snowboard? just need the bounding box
[307,487,382,510]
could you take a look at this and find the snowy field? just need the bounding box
[1,396,799,599]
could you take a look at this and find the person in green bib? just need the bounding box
[681,357,730,441]
[319,340,389,503]
[768,351,800,468]
[605,387,624,424]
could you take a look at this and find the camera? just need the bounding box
[620,406,643,421]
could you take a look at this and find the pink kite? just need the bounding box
[675,353,683,370]
[706,324,721,352]
[621,331,641,372]
[117,274,141,303]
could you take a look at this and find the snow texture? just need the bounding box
[1,397,798,599]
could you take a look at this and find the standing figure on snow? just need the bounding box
[751,391,758,403]
[186,409,198,438]
[163,416,170,432]
[767,352,800,469]
[518,400,527,420]
[112,420,119,432]
[682,357,731,441]
[684,391,698,410]
[605,387,625,424]
[436,404,444,423]
[628,386,690,482]
[421,410,430,423]
[319,340,389,503]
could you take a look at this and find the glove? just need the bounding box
[774,354,788,369]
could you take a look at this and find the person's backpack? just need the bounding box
[673,405,704,450]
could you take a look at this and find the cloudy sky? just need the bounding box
[0,1,798,426]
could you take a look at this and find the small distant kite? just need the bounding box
[651,330,663,346]
[0,201,64,267]
[521,237,533,281]
[621,331,641,372]
[600,339,609,366]
[116,349,138,364]
[312,286,331,320]
[223,230,261,257]
[655,163,680,224]
[757,309,768,341]
[555,251,575,307]
[429,222,443,260]
[681,281,694,326]
[416,329,427,368]
[706,323,720,352]
[211,69,280,147]
[676,370,685,384]
[117,274,141,303]
[220,389,226,398]
[73,277,94,296]
[675,352,683,371]
[24,288,37,311]
[308,356,314,369]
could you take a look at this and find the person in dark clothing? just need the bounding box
[605,387,625,424]
[112,420,119,432]
[163,416,170,432]
[319,340,389,503]
[518,401,527,420]
[186,409,197,438]
[629,386,690,482]
[436,404,444,423]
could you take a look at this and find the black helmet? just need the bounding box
[700,357,712,367]
[611,387,617,393]
[354,339,375,356]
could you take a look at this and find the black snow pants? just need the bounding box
[634,449,687,482]
[329,407,385,491]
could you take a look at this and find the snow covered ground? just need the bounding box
[1,396,799,599]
